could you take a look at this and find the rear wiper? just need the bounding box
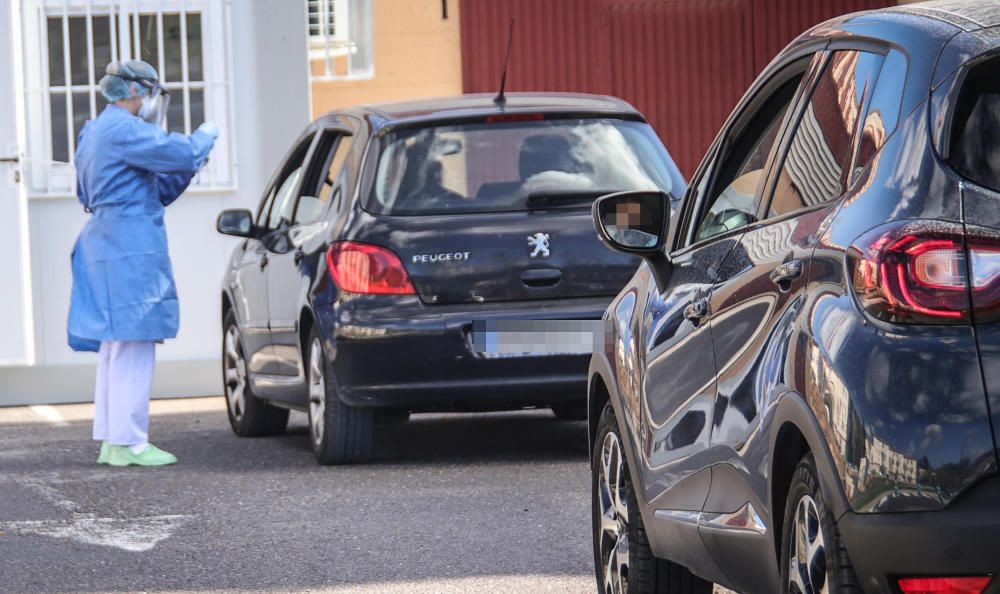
[525,191,609,208]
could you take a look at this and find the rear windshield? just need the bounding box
[366,117,681,216]
[950,59,1000,191]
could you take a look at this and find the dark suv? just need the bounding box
[588,3,1000,593]
[216,93,684,464]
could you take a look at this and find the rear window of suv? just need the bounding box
[366,117,681,216]
[950,59,1000,191]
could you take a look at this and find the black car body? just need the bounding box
[589,3,1000,594]
[216,93,684,464]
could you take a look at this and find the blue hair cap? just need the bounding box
[98,60,159,102]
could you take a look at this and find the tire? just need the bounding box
[551,401,588,421]
[222,310,289,437]
[780,453,860,594]
[305,327,373,464]
[592,402,713,594]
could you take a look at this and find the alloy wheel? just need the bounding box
[308,337,326,447]
[223,325,247,421]
[788,494,828,594]
[597,431,630,594]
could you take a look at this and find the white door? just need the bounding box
[0,2,35,366]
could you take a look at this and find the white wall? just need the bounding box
[0,0,311,405]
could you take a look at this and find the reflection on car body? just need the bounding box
[588,3,1000,594]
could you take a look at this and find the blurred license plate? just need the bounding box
[470,320,610,358]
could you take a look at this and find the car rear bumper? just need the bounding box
[838,475,1000,593]
[314,294,610,410]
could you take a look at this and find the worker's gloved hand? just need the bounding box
[197,121,220,140]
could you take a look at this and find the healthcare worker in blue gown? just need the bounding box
[69,60,218,467]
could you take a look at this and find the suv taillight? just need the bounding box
[846,220,1000,324]
[325,241,415,295]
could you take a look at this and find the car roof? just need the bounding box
[882,0,1000,32]
[759,1,1000,96]
[319,92,644,132]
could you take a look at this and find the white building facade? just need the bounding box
[0,0,311,405]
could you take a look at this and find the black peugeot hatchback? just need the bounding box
[587,2,1000,594]
[216,93,684,464]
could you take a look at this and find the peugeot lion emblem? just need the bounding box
[527,232,550,258]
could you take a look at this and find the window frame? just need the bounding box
[257,130,318,232]
[672,53,819,256]
[293,123,357,226]
[20,0,236,197]
[308,0,374,82]
[756,46,891,227]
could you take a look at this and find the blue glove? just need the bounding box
[197,121,220,140]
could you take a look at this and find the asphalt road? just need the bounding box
[0,398,732,594]
[0,398,598,593]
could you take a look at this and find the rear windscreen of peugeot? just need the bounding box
[366,117,681,216]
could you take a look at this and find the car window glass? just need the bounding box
[767,51,882,219]
[269,168,303,230]
[368,118,678,216]
[256,192,275,228]
[853,49,904,180]
[265,133,314,231]
[693,76,800,243]
[948,57,1000,192]
[296,132,354,225]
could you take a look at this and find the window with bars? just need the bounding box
[46,12,206,162]
[21,0,235,195]
[308,0,374,81]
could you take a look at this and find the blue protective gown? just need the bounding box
[68,104,215,352]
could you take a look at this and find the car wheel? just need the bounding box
[552,401,588,421]
[222,310,289,437]
[306,329,373,464]
[593,402,713,594]
[780,453,860,594]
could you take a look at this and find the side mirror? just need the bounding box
[593,190,670,254]
[216,209,256,238]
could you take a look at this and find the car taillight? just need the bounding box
[325,241,415,295]
[846,221,1000,324]
[967,225,1000,324]
[897,576,992,594]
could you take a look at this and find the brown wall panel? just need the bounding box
[460,0,894,177]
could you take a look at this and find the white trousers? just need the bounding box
[93,340,156,446]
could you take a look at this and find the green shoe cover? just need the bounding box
[97,441,111,464]
[107,444,178,467]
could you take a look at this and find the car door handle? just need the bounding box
[684,297,709,322]
[770,259,803,289]
[293,249,305,264]
[521,268,562,287]
[260,253,269,270]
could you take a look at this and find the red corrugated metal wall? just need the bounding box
[459,0,894,177]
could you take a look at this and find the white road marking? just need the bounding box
[6,515,191,553]
[19,477,80,513]
[4,475,192,553]
[28,405,68,426]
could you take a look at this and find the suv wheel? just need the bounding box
[780,453,859,594]
[592,402,713,594]
[222,310,289,436]
[306,329,373,464]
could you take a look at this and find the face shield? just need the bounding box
[136,81,170,125]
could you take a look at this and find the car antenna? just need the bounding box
[493,18,515,107]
